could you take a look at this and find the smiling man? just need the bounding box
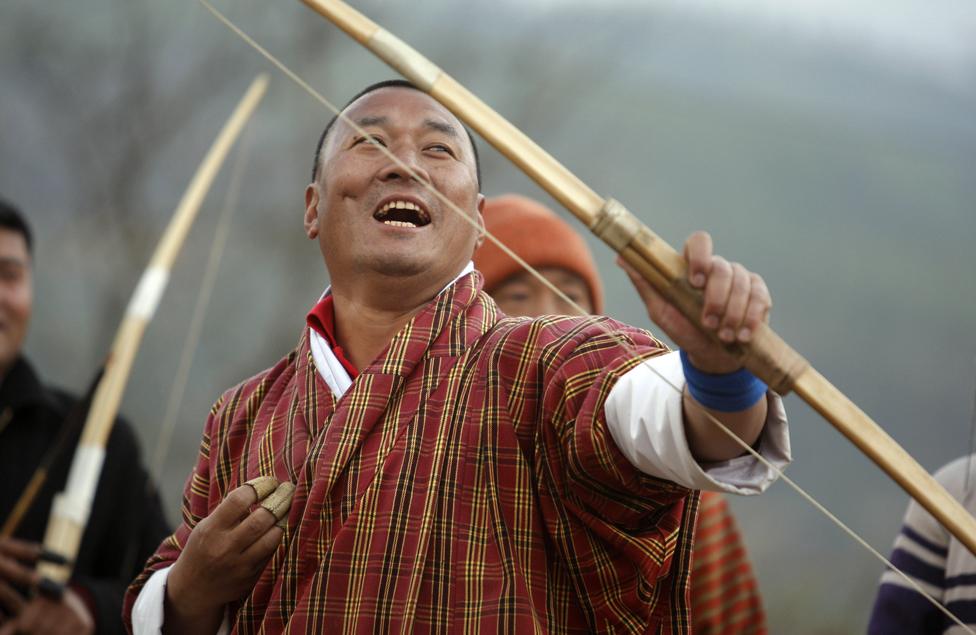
[125,80,790,635]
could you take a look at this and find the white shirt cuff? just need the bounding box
[131,566,169,635]
[604,350,791,494]
[131,565,231,635]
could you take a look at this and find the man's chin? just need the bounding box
[364,256,428,279]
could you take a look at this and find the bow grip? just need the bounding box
[593,198,809,395]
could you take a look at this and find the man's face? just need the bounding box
[490,267,594,317]
[0,229,32,375]
[304,87,484,287]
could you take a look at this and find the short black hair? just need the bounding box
[0,199,32,255]
[311,79,482,188]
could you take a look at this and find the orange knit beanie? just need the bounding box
[474,194,604,314]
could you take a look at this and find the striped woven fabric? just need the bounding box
[689,492,766,634]
[868,455,976,634]
[124,272,702,634]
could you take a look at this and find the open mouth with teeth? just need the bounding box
[373,200,431,228]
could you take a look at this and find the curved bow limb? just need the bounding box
[35,74,270,586]
[298,0,976,557]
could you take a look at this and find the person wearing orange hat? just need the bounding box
[475,193,768,635]
[473,194,604,316]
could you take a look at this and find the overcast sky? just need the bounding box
[511,0,976,86]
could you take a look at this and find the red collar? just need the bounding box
[306,295,359,378]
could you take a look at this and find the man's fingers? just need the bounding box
[718,263,750,342]
[617,258,679,332]
[0,556,38,589]
[261,482,295,529]
[232,506,279,548]
[243,476,279,502]
[0,581,25,616]
[617,257,660,310]
[231,482,294,547]
[740,274,771,341]
[241,525,284,568]
[0,539,40,565]
[209,483,264,528]
[683,231,713,288]
[701,256,732,330]
[618,256,708,350]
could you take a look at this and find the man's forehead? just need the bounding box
[337,88,463,137]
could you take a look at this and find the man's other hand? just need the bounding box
[0,537,39,620]
[0,590,94,635]
[163,482,285,634]
[0,538,94,634]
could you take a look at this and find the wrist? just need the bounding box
[165,565,222,631]
[683,350,741,375]
[679,349,767,412]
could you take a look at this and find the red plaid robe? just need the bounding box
[125,273,699,633]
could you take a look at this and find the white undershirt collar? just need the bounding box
[309,262,474,398]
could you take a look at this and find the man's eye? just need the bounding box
[353,136,386,147]
[500,291,530,303]
[426,144,454,155]
[0,270,22,284]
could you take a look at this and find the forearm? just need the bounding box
[604,350,790,494]
[682,387,767,463]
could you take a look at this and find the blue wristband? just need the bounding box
[679,350,767,412]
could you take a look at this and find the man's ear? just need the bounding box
[473,193,486,250]
[304,184,320,239]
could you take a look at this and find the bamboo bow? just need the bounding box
[291,0,976,557]
[35,74,269,586]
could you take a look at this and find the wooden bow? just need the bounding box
[35,74,269,585]
[294,0,976,556]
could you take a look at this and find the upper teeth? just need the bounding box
[373,200,430,228]
[381,200,419,213]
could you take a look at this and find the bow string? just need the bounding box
[198,2,975,630]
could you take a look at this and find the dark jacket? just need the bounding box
[0,356,170,634]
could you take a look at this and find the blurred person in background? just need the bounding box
[868,454,976,634]
[475,193,767,634]
[125,81,789,634]
[0,199,170,635]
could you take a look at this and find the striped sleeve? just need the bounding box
[519,317,698,631]
[537,320,690,522]
[868,455,976,634]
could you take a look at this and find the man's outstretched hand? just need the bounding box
[619,230,772,462]
[619,230,772,374]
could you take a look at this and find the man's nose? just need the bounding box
[377,147,432,186]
